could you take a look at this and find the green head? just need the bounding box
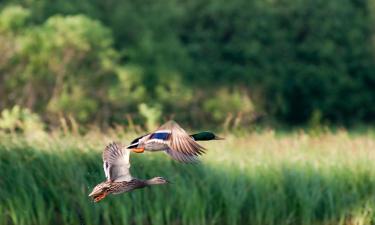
[190,131,224,141]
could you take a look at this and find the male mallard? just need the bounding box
[89,142,168,203]
[127,120,223,162]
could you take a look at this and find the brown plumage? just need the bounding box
[89,142,168,203]
[159,120,206,156]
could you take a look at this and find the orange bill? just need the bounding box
[132,148,145,153]
[94,192,107,203]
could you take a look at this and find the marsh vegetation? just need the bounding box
[1,130,374,225]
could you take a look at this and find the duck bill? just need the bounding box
[89,191,108,203]
[132,148,145,153]
[214,136,225,140]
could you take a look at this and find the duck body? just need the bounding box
[129,130,172,152]
[89,143,168,203]
[89,180,145,202]
[127,121,223,162]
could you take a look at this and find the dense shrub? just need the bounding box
[0,0,374,127]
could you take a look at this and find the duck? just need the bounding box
[89,142,168,203]
[127,120,223,163]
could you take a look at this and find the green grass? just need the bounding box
[0,130,375,225]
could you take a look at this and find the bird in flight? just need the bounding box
[89,142,168,203]
[127,120,223,163]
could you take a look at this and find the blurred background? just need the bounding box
[0,0,374,131]
[1,1,375,225]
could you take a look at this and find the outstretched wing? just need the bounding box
[158,121,206,163]
[165,148,199,163]
[102,142,132,182]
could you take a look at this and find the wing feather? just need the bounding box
[102,142,132,182]
[157,121,206,162]
[165,149,198,163]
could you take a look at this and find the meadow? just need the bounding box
[0,129,375,225]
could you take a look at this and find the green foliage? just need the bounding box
[0,105,43,133]
[0,1,375,127]
[20,14,118,123]
[204,89,255,123]
[0,7,121,124]
[0,132,375,224]
[0,5,29,31]
[138,103,162,131]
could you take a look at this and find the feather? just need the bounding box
[158,121,206,161]
[102,142,132,182]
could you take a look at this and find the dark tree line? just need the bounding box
[0,0,374,128]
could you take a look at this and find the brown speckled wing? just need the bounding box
[102,142,132,182]
[110,180,147,194]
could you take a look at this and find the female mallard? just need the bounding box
[127,120,223,162]
[89,142,168,203]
